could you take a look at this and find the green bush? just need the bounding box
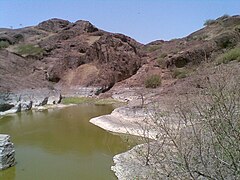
[204,19,216,26]
[172,68,188,79]
[216,47,240,64]
[0,41,10,49]
[16,44,43,56]
[145,75,161,88]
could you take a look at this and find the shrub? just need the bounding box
[13,34,24,42]
[0,41,10,49]
[204,19,216,26]
[146,45,161,52]
[215,33,237,49]
[156,54,167,68]
[145,75,161,88]
[216,46,240,64]
[156,57,165,68]
[16,44,43,56]
[218,14,230,21]
[172,68,188,79]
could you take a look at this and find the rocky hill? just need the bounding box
[112,15,240,96]
[0,18,143,94]
[0,15,240,100]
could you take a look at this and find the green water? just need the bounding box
[0,104,129,180]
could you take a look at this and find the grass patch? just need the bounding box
[172,68,188,79]
[216,47,240,65]
[61,97,95,104]
[94,98,123,105]
[145,74,161,88]
[61,96,122,105]
[16,44,44,56]
[0,41,10,49]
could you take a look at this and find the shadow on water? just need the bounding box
[0,104,131,180]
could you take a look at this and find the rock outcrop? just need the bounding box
[0,88,62,115]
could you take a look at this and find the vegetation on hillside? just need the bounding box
[172,68,188,79]
[204,14,230,26]
[145,45,161,52]
[145,74,161,88]
[204,19,216,26]
[0,41,10,49]
[16,44,44,56]
[216,46,240,64]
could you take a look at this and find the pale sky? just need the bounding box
[0,0,239,44]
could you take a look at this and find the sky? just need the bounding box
[0,0,239,44]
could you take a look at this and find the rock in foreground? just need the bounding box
[0,134,15,170]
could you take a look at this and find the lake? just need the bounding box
[0,104,130,180]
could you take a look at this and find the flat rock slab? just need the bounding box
[90,106,158,139]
